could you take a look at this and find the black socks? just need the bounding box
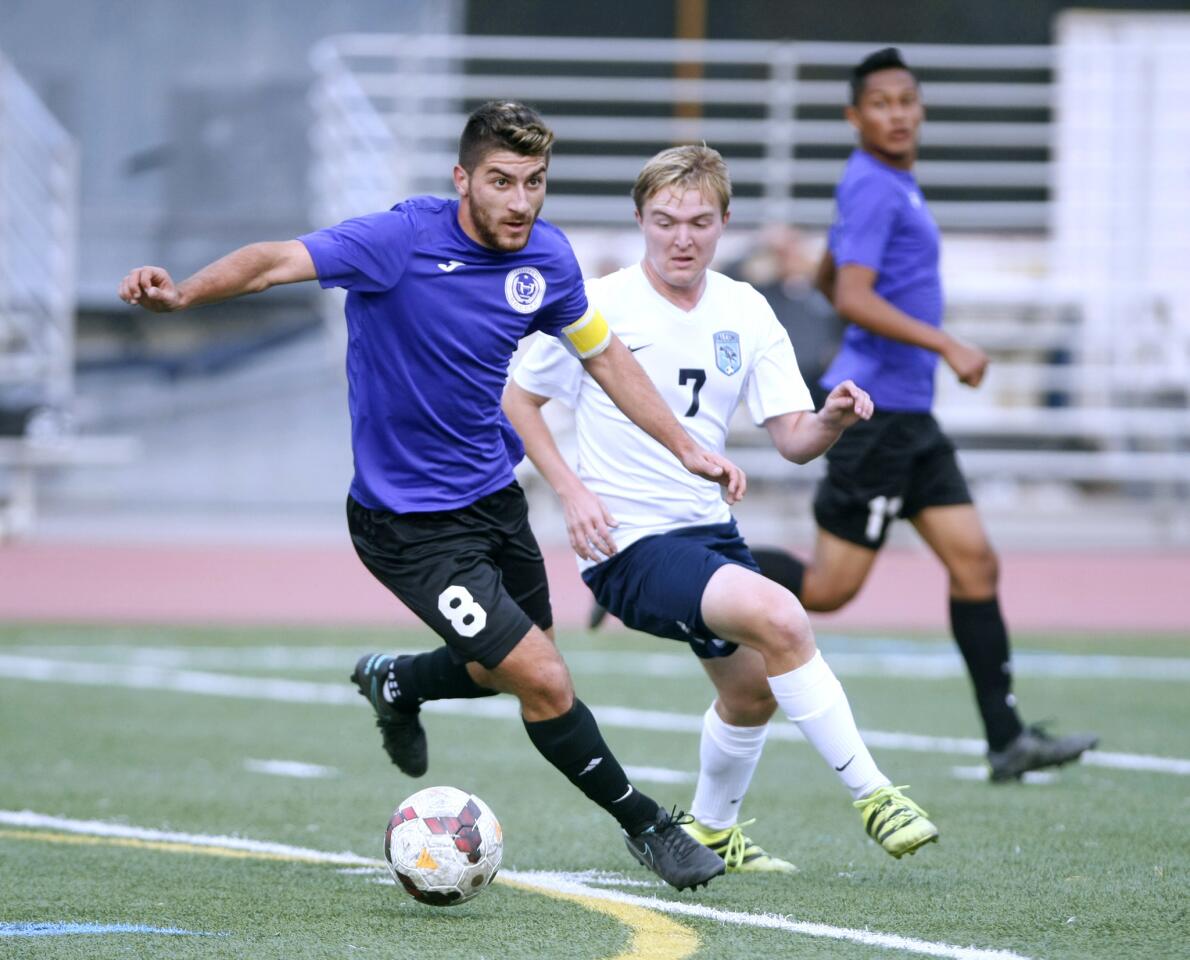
[950,597,1025,751]
[523,699,659,835]
[388,647,497,709]
[750,546,807,599]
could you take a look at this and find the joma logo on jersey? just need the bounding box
[713,331,742,375]
[505,267,546,314]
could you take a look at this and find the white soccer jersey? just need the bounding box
[513,264,814,567]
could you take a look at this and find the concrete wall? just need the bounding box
[0,0,462,305]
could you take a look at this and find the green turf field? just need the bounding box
[1,623,1186,959]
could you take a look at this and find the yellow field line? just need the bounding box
[501,876,699,960]
[1,828,700,960]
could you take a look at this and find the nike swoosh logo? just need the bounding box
[627,343,651,353]
[437,260,465,272]
[835,755,856,772]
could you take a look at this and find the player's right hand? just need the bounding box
[943,337,989,387]
[559,482,619,562]
[118,266,183,312]
[681,448,747,505]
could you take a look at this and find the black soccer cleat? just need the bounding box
[351,653,428,778]
[988,724,1098,782]
[623,807,726,891]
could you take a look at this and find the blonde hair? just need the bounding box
[632,144,732,215]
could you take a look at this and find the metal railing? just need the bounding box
[0,50,97,538]
[0,50,78,404]
[310,34,1054,230]
[308,33,1188,496]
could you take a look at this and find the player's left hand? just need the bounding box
[818,380,874,430]
[680,448,747,505]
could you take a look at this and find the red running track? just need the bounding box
[0,542,1186,633]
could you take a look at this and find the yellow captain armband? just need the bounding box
[560,307,611,360]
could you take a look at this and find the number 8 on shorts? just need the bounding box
[438,585,488,637]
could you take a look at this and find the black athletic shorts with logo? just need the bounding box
[347,482,552,669]
[813,411,972,550]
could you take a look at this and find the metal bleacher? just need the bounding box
[308,31,1188,498]
[0,51,135,538]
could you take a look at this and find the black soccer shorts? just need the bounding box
[813,411,973,550]
[347,482,553,669]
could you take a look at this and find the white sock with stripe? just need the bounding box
[690,704,769,830]
[767,651,889,800]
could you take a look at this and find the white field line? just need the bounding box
[0,810,374,865]
[502,870,1035,960]
[0,811,1032,960]
[621,765,695,785]
[243,759,338,779]
[11,642,1190,682]
[1,654,1187,776]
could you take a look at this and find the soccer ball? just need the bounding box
[384,785,503,906]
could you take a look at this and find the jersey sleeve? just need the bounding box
[531,236,612,359]
[744,303,815,425]
[829,173,899,271]
[511,332,586,409]
[298,206,416,292]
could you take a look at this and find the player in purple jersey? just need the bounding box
[748,50,1097,782]
[118,100,742,890]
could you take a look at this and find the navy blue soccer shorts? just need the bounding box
[581,519,759,659]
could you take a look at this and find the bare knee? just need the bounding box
[482,635,575,719]
[949,545,1000,600]
[740,597,815,666]
[801,569,862,613]
[715,688,777,727]
[514,656,574,717]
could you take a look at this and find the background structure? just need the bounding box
[0,0,1187,632]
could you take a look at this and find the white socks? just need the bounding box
[767,651,889,800]
[690,704,768,829]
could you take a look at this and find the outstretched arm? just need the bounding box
[118,240,317,312]
[833,263,988,387]
[765,380,874,464]
[502,382,619,561]
[580,336,746,504]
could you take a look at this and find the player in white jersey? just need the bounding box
[520,262,807,574]
[504,145,939,873]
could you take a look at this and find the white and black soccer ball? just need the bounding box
[384,785,503,906]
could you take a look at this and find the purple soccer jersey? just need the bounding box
[821,149,943,412]
[300,196,588,512]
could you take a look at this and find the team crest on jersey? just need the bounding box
[713,330,742,376]
[504,267,546,314]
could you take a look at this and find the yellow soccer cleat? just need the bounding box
[854,785,939,859]
[682,818,798,874]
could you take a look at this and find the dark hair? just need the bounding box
[457,100,555,171]
[850,47,917,105]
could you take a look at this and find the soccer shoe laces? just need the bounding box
[716,818,756,870]
[854,785,929,837]
[654,807,695,832]
[643,808,698,849]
